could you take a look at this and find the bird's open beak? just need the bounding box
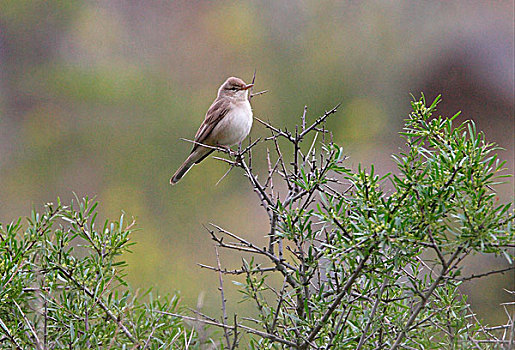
[243,83,254,90]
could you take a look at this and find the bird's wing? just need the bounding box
[192,98,230,150]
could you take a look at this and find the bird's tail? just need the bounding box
[170,148,212,185]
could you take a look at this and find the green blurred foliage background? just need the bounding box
[0,1,513,324]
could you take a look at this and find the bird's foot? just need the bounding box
[218,146,237,157]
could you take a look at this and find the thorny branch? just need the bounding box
[54,265,138,345]
[194,98,513,349]
[152,310,297,347]
[214,246,231,349]
[389,247,464,350]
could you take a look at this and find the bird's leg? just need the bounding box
[219,143,244,163]
[217,145,236,157]
[235,142,244,164]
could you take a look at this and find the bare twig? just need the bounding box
[141,315,164,350]
[54,265,139,345]
[180,138,231,153]
[389,247,464,350]
[271,276,288,334]
[0,314,22,349]
[271,132,292,191]
[214,246,231,348]
[152,310,297,347]
[301,251,372,349]
[248,69,256,102]
[13,300,42,350]
[301,106,308,131]
[356,278,388,350]
[231,314,239,349]
[215,164,236,186]
[254,117,295,142]
[427,228,446,266]
[197,263,276,275]
[250,90,269,98]
[207,224,298,289]
[299,104,341,140]
[455,266,515,282]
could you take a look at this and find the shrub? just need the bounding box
[199,94,514,349]
[0,95,513,349]
[0,198,206,349]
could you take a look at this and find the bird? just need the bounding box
[170,77,254,185]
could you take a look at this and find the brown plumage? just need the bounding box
[170,77,253,185]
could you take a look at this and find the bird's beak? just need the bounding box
[242,83,254,90]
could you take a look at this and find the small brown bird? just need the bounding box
[170,77,254,184]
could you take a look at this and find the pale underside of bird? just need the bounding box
[170,77,254,185]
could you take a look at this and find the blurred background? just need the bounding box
[0,0,513,324]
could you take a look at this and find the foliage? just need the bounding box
[0,197,210,349]
[0,95,513,349]
[200,94,514,349]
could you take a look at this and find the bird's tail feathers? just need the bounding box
[170,153,196,185]
[170,148,212,185]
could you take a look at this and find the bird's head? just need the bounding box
[217,77,253,100]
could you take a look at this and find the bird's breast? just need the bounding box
[212,101,253,146]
